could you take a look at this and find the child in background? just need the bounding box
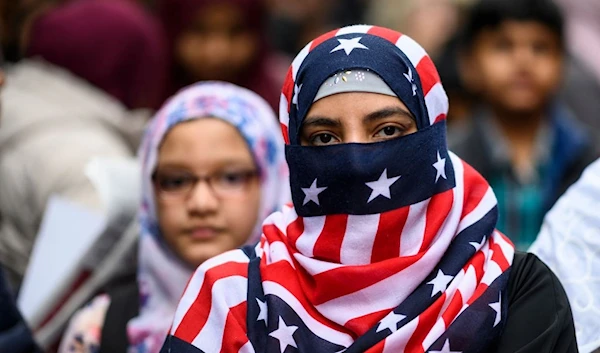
[156,0,288,111]
[453,0,599,250]
[58,82,289,353]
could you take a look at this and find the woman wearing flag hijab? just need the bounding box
[58,82,289,353]
[161,25,577,353]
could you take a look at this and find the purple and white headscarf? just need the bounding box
[127,81,289,353]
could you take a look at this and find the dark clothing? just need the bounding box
[489,252,578,352]
[98,277,140,353]
[0,266,41,353]
[161,251,578,352]
[450,105,599,250]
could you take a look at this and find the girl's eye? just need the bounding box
[157,175,194,191]
[311,133,340,146]
[219,172,249,187]
[214,170,257,191]
[374,126,403,139]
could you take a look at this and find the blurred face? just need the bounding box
[404,0,459,58]
[154,119,261,268]
[465,21,563,115]
[175,2,259,83]
[300,92,417,146]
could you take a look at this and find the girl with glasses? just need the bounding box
[58,82,289,353]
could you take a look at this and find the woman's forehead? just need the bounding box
[306,92,412,121]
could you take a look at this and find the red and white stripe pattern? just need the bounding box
[168,154,514,352]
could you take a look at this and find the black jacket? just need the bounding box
[0,265,41,353]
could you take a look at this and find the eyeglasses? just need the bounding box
[152,168,258,200]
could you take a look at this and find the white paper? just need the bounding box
[17,196,106,329]
[85,156,140,223]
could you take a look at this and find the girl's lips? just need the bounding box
[189,227,221,240]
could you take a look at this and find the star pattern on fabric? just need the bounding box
[403,68,418,96]
[330,37,369,55]
[489,293,501,327]
[433,151,447,183]
[427,269,453,297]
[256,298,268,325]
[376,311,407,333]
[469,237,485,251]
[292,83,303,106]
[269,316,299,353]
[366,169,401,203]
[302,179,328,206]
[430,339,462,353]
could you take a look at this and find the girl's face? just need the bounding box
[154,118,261,268]
[175,2,259,83]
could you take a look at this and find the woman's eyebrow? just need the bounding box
[301,116,342,128]
[363,107,415,124]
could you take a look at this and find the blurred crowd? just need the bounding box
[0,0,599,352]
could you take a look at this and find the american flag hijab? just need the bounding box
[166,25,516,353]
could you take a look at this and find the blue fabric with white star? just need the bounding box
[285,34,453,217]
[287,122,454,217]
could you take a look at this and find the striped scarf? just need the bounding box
[166,25,515,353]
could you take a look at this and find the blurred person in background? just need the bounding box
[452,0,599,251]
[0,0,168,292]
[555,0,600,136]
[156,0,287,111]
[26,0,167,110]
[365,0,475,61]
[529,158,600,353]
[266,0,367,57]
[58,82,289,353]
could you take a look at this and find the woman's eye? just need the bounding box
[375,126,403,139]
[311,133,339,146]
